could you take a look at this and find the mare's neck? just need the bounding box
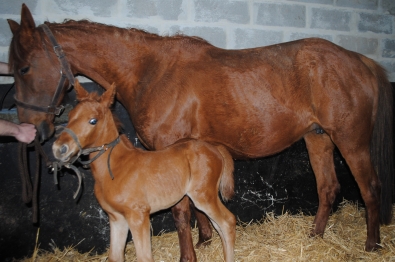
[48,22,161,102]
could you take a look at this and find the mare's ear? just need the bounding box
[100,83,116,108]
[12,4,36,47]
[7,19,20,35]
[20,4,36,32]
[74,79,90,101]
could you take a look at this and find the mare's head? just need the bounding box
[52,80,117,162]
[8,4,75,141]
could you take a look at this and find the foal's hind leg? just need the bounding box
[190,201,213,248]
[191,194,236,262]
[304,132,340,236]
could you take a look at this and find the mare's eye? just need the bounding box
[20,66,30,75]
[89,118,97,125]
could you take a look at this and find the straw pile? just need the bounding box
[21,201,395,261]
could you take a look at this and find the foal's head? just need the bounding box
[52,80,117,162]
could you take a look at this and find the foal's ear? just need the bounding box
[74,79,90,101]
[100,83,116,108]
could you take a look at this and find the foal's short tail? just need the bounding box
[216,145,235,202]
[362,56,394,225]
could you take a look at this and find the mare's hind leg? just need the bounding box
[334,139,381,251]
[171,196,197,262]
[304,132,340,236]
[190,192,236,262]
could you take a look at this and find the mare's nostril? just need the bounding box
[60,145,68,155]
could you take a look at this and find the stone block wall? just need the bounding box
[0,0,394,83]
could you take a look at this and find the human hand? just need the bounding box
[15,123,37,143]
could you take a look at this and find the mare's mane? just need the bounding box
[9,18,212,71]
[46,19,211,45]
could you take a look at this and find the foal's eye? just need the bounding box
[89,118,97,125]
[20,66,30,75]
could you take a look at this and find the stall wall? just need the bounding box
[0,1,394,261]
[0,0,394,83]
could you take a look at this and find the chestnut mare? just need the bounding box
[8,4,393,258]
[52,81,236,262]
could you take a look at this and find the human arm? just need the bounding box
[0,62,10,75]
[0,120,36,143]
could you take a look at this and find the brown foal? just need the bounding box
[52,81,236,262]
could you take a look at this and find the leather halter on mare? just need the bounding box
[15,24,75,223]
[13,24,75,115]
[52,126,120,199]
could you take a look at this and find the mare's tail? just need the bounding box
[362,55,394,224]
[216,145,235,201]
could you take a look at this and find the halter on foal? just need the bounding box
[52,81,236,262]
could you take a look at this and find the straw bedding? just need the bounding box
[21,201,395,261]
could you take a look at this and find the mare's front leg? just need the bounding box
[172,196,197,262]
[108,213,129,262]
[191,201,213,248]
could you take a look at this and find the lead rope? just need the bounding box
[18,136,48,224]
[18,135,56,224]
[18,142,32,205]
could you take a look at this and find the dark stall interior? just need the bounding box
[0,82,393,261]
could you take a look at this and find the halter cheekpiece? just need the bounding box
[13,24,75,116]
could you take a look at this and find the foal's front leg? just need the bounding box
[127,207,154,262]
[108,214,129,262]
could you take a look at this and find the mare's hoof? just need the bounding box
[180,255,197,262]
[195,239,212,248]
[365,242,381,252]
[308,229,324,238]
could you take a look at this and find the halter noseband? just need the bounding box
[58,126,120,170]
[52,126,120,199]
[13,24,75,116]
